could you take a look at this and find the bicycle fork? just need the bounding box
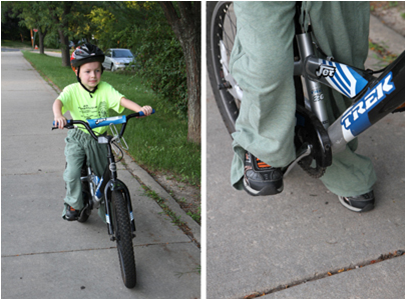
[80,165,136,239]
[104,179,136,240]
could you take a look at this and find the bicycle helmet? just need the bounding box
[70,43,105,96]
[70,43,105,71]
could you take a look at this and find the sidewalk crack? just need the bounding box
[243,249,405,299]
[1,241,194,258]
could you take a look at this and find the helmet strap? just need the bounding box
[76,66,99,98]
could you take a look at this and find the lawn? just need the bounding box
[2,39,32,48]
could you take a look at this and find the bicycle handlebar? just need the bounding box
[52,110,155,140]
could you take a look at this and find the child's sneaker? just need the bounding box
[65,204,80,221]
[338,191,375,212]
[243,151,284,196]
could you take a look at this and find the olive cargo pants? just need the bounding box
[62,129,108,221]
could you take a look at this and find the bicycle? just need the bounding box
[207,2,405,178]
[52,111,153,289]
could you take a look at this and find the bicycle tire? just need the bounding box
[111,189,136,288]
[207,1,239,135]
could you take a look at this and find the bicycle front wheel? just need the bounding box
[207,1,239,135]
[111,189,136,288]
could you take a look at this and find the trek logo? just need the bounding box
[341,72,395,130]
[95,118,107,125]
[316,65,336,78]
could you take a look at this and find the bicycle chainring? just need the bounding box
[294,105,332,178]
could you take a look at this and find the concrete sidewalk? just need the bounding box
[207,13,405,299]
[1,51,200,298]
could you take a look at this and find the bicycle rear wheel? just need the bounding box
[111,189,136,288]
[207,1,239,135]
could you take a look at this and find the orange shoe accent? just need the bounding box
[256,158,271,168]
[395,102,405,110]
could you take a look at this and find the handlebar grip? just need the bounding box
[53,120,73,126]
[138,109,155,117]
[52,119,73,130]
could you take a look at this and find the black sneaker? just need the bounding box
[64,204,80,221]
[243,151,284,196]
[338,191,375,212]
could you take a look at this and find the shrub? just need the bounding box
[133,19,188,118]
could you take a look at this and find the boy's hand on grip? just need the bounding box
[139,105,153,117]
[54,115,67,129]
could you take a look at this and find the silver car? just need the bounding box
[102,48,135,72]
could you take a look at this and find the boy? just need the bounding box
[53,44,153,221]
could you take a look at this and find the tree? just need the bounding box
[7,1,96,60]
[47,2,95,66]
[160,2,201,144]
[48,2,73,66]
[13,2,52,54]
[1,2,30,43]
[95,1,158,50]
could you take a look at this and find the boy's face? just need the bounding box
[76,61,102,91]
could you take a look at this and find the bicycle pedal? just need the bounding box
[79,206,90,217]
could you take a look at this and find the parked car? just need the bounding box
[102,48,135,72]
[69,39,88,49]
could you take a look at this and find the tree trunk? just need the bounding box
[160,2,201,144]
[59,29,71,66]
[38,28,47,54]
[183,35,201,144]
[49,2,73,67]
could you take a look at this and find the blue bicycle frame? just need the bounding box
[294,32,405,154]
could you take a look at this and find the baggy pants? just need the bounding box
[229,2,376,197]
[62,129,108,221]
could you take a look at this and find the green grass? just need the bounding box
[187,207,201,223]
[2,40,32,48]
[368,40,398,65]
[143,187,185,227]
[388,1,399,8]
[22,51,200,185]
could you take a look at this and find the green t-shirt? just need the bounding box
[58,81,125,134]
